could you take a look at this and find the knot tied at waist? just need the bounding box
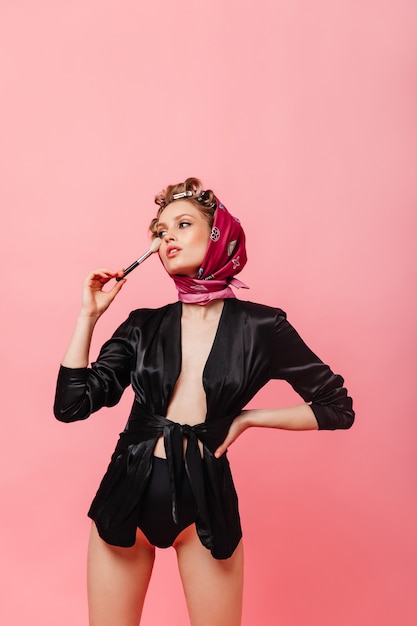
[117,401,236,529]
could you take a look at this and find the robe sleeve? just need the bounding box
[53,313,135,423]
[270,310,354,430]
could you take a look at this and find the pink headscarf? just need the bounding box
[170,198,248,305]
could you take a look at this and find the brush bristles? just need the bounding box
[150,238,161,253]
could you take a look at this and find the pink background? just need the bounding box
[1,1,416,624]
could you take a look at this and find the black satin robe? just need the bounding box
[54,299,354,559]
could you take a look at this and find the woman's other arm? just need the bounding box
[215,405,318,457]
[215,309,354,457]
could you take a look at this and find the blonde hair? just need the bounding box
[149,177,216,238]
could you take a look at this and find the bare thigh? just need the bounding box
[87,523,155,626]
[174,525,244,626]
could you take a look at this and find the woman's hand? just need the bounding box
[61,269,126,368]
[81,269,126,319]
[214,405,319,458]
[214,411,252,458]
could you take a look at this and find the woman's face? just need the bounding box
[156,200,211,277]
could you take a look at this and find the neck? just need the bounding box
[181,299,225,320]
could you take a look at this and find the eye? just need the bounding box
[157,229,167,239]
[178,221,191,229]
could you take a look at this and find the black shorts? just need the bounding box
[137,456,197,548]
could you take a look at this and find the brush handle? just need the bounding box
[116,249,154,281]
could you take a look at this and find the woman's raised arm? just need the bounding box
[61,269,126,368]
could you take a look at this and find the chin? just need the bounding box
[164,263,199,278]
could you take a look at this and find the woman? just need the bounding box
[54,177,354,626]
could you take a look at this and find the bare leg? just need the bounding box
[174,525,244,626]
[87,523,155,626]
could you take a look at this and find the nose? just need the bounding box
[163,228,176,242]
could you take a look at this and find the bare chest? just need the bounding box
[165,312,222,424]
[154,303,223,457]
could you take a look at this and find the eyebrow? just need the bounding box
[156,214,194,228]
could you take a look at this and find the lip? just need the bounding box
[166,245,181,258]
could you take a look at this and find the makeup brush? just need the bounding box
[116,238,161,281]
